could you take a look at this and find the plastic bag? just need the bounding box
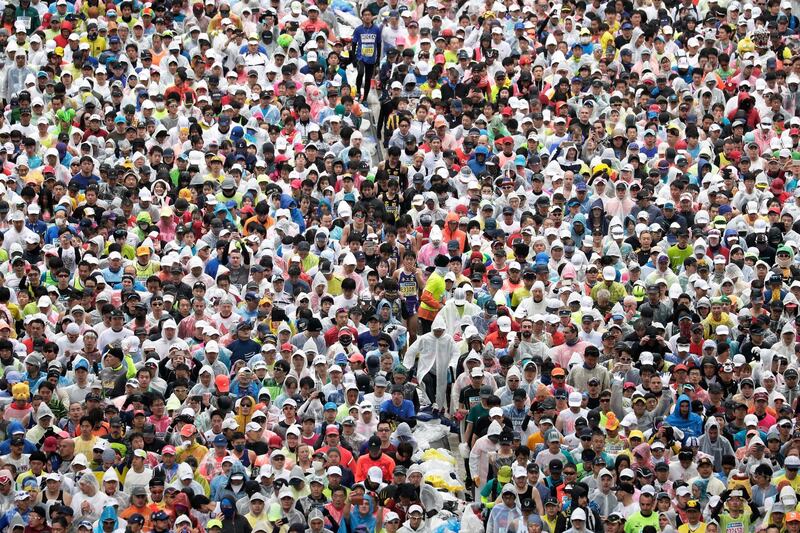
[460,503,484,531]
[414,419,451,447]
[424,462,465,493]
[422,448,457,466]
[433,518,461,533]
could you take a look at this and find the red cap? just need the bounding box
[42,166,55,175]
[326,425,340,435]
[133,409,146,417]
[215,374,230,393]
[43,436,58,453]
[281,342,293,352]
[501,107,513,116]
[623,382,636,389]
[673,364,688,373]
[348,353,365,364]
[519,55,531,65]
[434,54,445,64]
[162,445,176,455]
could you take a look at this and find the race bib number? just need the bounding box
[726,521,744,533]
[361,34,376,58]
[18,17,31,29]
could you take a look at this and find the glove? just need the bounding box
[459,442,471,459]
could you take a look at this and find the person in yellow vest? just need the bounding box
[677,500,706,533]
[418,254,449,334]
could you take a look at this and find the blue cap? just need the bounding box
[213,434,227,446]
[231,126,244,139]
[73,359,89,371]
[628,142,639,151]
[514,21,525,30]
[109,36,120,44]
[219,115,231,125]
[324,402,337,411]
[514,154,526,166]
[621,22,633,30]
[664,202,675,210]
[576,181,587,191]
[37,71,47,78]
[114,116,126,124]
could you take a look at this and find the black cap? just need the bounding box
[368,436,381,448]
[549,459,563,472]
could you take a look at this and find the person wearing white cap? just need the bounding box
[2,209,36,253]
[439,287,481,333]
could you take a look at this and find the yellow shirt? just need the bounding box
[74,435,99,458]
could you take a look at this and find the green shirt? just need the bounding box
[590,281,627,304]
[667,244,694,271]
[719,510,753,533]
[624,511,660,533]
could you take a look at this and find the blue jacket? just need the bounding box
[665,394,704,440]
[352,24,382,64]
[280,194,307,233]
[0,421,37,454]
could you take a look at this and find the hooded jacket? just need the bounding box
[698,418,735,471]
[665,394,704,438]
[587,198,609,235]
[216,462,250,504]
[402,314,459,409]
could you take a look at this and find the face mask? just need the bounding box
[234,444,245,452]
[155,102,165,111]
[312,460,323,471]
[340,337,352,346]
[221,507,234,518]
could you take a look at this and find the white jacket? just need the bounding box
[402,315,459,411]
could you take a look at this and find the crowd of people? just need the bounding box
[0,0,798,531]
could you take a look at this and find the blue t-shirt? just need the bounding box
[380,398,415,420]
